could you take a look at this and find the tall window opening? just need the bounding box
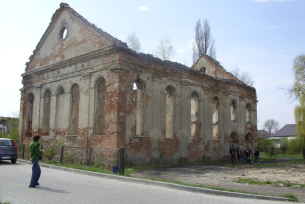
[191,92,199,139]
[69,84,80,135]
[245,133,253,149]
[213,96,220,140]
[231,100,237,121]
[165,86,176,139]
[134,79,145,136]
[55,87,64,133]
[94,78,106,135]
[246,103,251,123]
[26,93,34,137]
[230,132,239,146]
[42,90,51,135]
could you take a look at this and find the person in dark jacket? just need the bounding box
[246,148,252,163]
[229,145,236,164]
[254,147,260,164]
[236,146,240,163]
[240,146,245,163]
[29,135,43,188]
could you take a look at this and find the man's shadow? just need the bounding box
[36,186,70,194]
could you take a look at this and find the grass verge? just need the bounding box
[236,178,305,188]
[150,178,298,202]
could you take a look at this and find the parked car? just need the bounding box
[0,138,18,163]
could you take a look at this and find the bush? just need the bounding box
[44,146,59,161]
[278,138,288,154]
[287,138,305,154]
[0,132,7,138]
[43,140,64,161]
[258,138,275,152]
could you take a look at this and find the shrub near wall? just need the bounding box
[287,138,305,154]
[258,138,275,152]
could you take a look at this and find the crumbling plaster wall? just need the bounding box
[19,4,257,165]
[118,51,257,165]
[20,47,257,165]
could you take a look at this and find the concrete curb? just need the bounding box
[19,160,292,202]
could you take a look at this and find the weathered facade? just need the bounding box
[19,3,257,165]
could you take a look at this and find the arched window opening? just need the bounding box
[69,84,80,135]
[230,132,239,146]
[246,103,251,123]
[43,90,51,135]
[165,86,176,139]
[213,97,219,140]
[200,67,207,74]
[55,87,64,133]
[244,133,253,149]
[94,78,106,135]
[191,92,200,139]
[231,100,237,121]
[134,79,145,136]
[26,93,34,137]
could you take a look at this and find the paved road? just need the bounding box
[0,161,289,204]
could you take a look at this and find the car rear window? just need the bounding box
[0,140,14,146]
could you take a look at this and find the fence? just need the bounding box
[18,144,125,175]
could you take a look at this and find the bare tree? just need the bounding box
[192,18,216,63]
[10,112,19,118]
[263,119,280,135]
[209,39,216,59]
[126,31,141,52]
[154,35,175,61]
[231,67,254,86]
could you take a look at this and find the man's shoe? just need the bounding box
[29,185,36,188]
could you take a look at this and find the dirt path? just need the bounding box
[131,158,305,202]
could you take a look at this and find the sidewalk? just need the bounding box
[0,160,291,204]
[18,159,293,202]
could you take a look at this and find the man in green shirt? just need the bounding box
[29,135,43,188]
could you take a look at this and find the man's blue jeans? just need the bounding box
[29,159,41,187]
[255,155,259,164]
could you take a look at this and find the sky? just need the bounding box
[0,0,304,129]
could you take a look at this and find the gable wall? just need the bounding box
[26,9,113,72]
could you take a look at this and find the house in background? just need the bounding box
[272,124,296,140]
[257,130,271,139]
[0,124,7,134]
[271,124,296,148]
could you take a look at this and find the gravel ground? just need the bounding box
[131,158,305,202]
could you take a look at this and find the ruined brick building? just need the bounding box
[19,3,257,165]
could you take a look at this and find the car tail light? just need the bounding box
[12,140,18,152]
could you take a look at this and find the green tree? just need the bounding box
[290,54,305,150]
[7,118,19,142]
[0,116,19,142]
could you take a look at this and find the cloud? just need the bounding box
[138,6,149,11]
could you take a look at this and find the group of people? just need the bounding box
[229,145,259,164]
